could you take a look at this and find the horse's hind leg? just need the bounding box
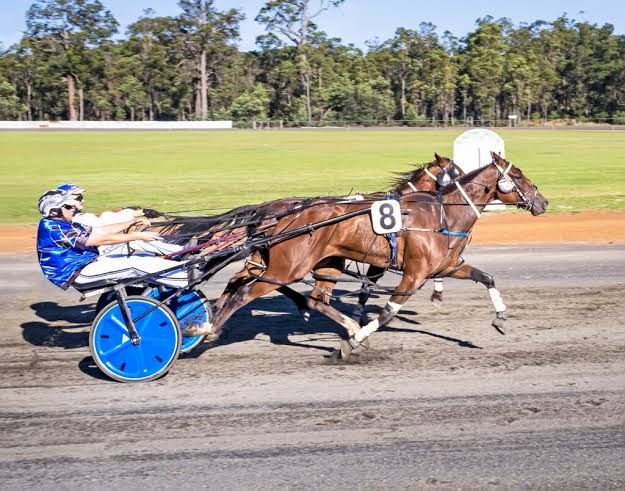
[340,269,427,359]
[203,279,283,340]
[353,265,385,325]
[447,263,507,332]
[308,263,361,339]
[278,286,311,321]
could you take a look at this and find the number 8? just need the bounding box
[379,203,396,230]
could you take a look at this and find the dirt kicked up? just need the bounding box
[2,210,625,253]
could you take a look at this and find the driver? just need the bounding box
[55,182,181,256]
[36,188,189,291]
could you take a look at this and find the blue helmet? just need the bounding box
[57,183,85,196]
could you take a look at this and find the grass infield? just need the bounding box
[1,129,624,225]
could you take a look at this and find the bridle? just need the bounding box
[449,161,539,219]
[492,161,539,212]
[404,161,461,194]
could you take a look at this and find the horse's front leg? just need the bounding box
[447,263,507,332]
[340,271,426,359]
[430,278,444,308]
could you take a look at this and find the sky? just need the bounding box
[1,0,624,51]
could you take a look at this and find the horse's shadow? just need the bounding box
[187,289,480,356]
[190,290,360,356]
[21,290,480,356]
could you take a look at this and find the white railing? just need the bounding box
[0,120,233,130]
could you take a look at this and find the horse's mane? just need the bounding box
[389,162,433,192]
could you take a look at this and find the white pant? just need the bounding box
[74,248,189,289]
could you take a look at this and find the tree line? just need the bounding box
[1,0,624,125]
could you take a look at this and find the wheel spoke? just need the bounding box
[136,309,156,336]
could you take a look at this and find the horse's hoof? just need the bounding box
[183,322,214,337]
[491,317,506,334]
[339,339,357,359]
[496,311,508,321]
[360,337,371,349]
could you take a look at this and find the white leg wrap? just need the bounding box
[386,301,402,315]
[354,319,379,342]
[488,288,506,312]
[433,279,444,292]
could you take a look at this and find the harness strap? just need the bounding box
[455,181,481,218]
[407,181,418,192]
[402,227,470,238]
[423,167,438,182]
[439,228,471,238]
[389,232,398,269]
[432,258,466,278]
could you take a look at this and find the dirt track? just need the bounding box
[1,243,624,489]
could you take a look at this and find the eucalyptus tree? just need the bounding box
[255,0,345,124]
[0,80,28,119]
[126,10,181,120]
[459,17,508,122]
[25,0,118,120]
[177,0,244,119]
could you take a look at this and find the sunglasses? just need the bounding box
[74,193,84,201]
[62,204,77,210]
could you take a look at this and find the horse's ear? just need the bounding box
[434,153,445,164]
[491,151,502,162]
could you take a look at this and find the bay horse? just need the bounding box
[274,154,463,321]
[191,152,547,357]
[155,154,463,320]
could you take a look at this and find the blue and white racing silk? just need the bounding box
[37,217,99,288]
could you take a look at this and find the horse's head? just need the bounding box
[392,153,464,194]
[491,152,548,216]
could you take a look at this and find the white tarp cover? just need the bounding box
[453,128,505,173]
[453,128,506,211]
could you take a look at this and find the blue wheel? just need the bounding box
[90,296,181,382]
[145,288,210,353]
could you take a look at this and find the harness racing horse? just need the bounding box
[351,155,463,320]
[159,154,463,329]
[277,154,464,323]
[199,152,547,356]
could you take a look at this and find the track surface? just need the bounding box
[1,244,624,489]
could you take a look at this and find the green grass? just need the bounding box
[1,129,624,225]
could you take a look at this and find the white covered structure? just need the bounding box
[453,128,505,173]
[453,129,506,210]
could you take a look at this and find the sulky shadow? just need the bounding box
[30,301,96,324]
[21,301,96,349]
[78,356,114,381]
